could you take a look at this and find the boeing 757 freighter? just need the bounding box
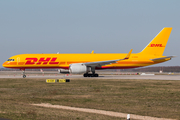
[2,28,175,78]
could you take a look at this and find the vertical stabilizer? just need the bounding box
[140,27,172,56]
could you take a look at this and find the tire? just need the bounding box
[83,74,88,77]
[95,74,99,77]
[23,75,26,78]
[88,74,92,77]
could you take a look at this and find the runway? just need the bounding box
[0,74,180,80]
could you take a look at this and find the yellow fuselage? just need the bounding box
[2,53,168,70]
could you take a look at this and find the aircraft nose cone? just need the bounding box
[2,62,9,67]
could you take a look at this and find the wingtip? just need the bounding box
[126,49,133,59]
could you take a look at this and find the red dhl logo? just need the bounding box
[25,57,59,65]
[148,44,165,47]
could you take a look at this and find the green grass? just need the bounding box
[0,78,180,119]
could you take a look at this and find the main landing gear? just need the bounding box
[83,73,99,77]
[83,67,99,77]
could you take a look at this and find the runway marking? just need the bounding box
[32,103,175,120]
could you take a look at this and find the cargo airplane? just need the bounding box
[2,27,175,78]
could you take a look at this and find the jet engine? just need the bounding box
[69,63,90,74]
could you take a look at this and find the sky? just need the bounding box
[0,0,180,67]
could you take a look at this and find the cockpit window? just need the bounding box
[7,59,15,61]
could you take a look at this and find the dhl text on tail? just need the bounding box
[2,27,176,78]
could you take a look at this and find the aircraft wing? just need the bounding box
[150,56,176,61]
[84,49,133,67]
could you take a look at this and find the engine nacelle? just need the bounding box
[69,63,90,74]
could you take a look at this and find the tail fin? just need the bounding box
[140,27,172,56]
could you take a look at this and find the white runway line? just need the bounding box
[32,103,176,120]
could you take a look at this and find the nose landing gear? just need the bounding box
[21,69,26,78]
[23,74,26,78]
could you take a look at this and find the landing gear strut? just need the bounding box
[83,67,99,77]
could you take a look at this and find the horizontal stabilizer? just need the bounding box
[150,56,176,61]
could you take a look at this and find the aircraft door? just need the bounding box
[17,57,20,65]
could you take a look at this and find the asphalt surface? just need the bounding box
[0,74,180,80]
